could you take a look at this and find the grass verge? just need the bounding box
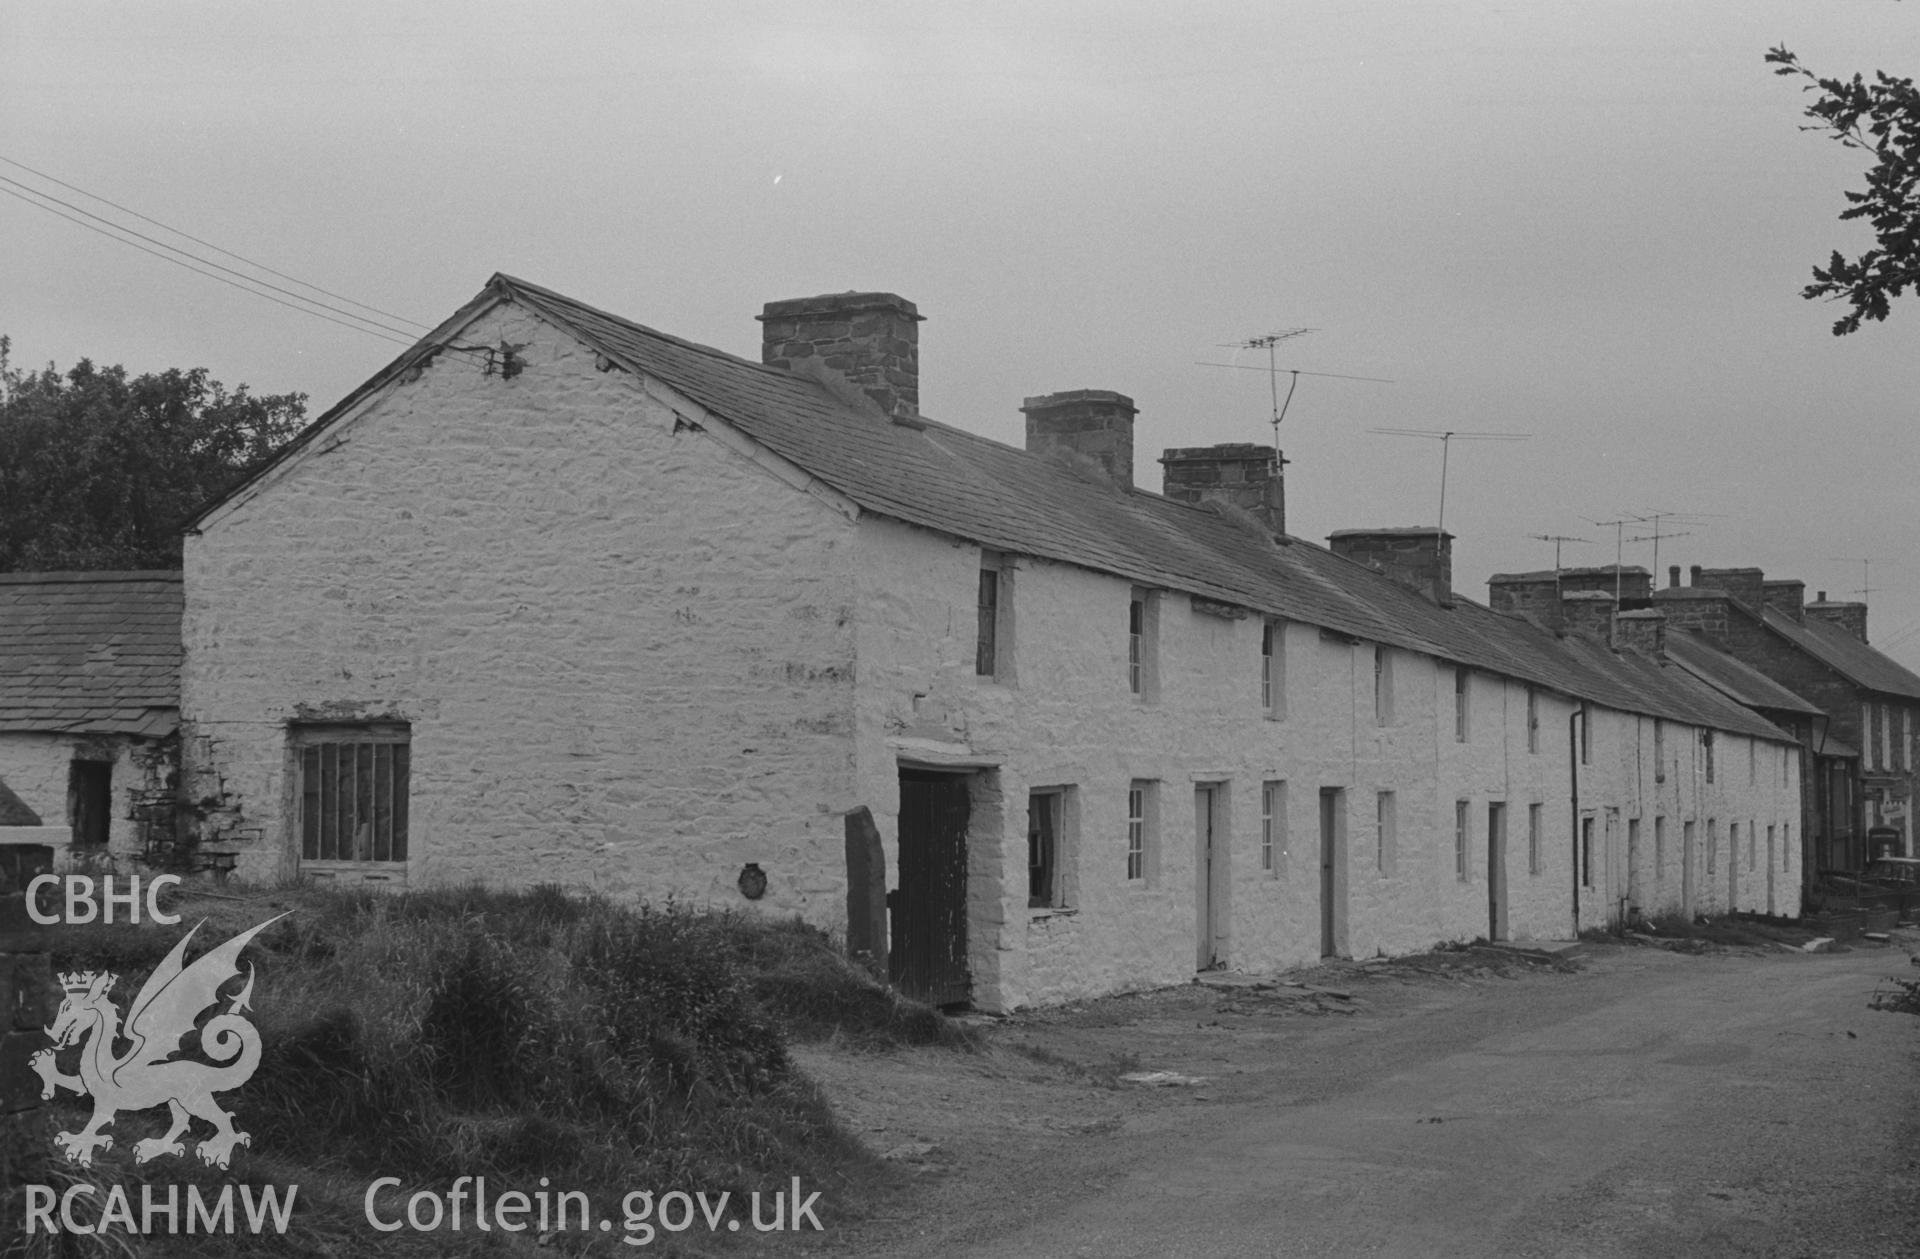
[18,882,967,1256]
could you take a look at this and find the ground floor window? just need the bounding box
[1262,780,1286,876]
[1028,790,1068,908]
[294,724,411,865]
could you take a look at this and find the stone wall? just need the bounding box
[1579,711,1803,924]
[847,516,1732,1009]
[0,847,53,1229]
[1159,444,1286,535]
[183,303,861,917]
[758,292,922,420]
[0,732,172,871]
[1021,391,1137,488]
[1327,529,1453,605]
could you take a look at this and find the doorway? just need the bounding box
[891,769,971,1006]
[1319,788,1346,957]
[1682,820,1696,918]
[1486,802,1508,942]
[1728,822,1740,913]
[1626,817,1643,918]
[1194,785,1228,969]
[1766,825,1777,915]
[68,760,111,849]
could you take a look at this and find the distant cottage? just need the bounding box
[146,275,1840,1010]
[0,572,183,877]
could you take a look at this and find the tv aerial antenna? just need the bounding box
[1627,509,1720,581]
[1196,331,1391,455]
[1528,533,1588,573]
[1825,556,1892,604]
[1369,428,1531,535]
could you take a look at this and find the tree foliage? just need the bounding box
[1768,46,1920,335]
[0,337,306,570]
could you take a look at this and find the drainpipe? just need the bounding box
[1569,707,1581,934]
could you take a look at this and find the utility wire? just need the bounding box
[0,183,421,350]
[0,173,423,343]
[0,153,429,331]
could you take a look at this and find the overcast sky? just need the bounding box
[6,2,1917,666]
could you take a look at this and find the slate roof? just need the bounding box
[1760,608,1920,702]
[0,572,182,736]
[1665,630,1823,718]
[195,274,1795,745]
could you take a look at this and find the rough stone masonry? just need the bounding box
[0,846,53,1230]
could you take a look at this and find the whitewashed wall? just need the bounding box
[182,299,1803,1012]
[183,303,861,916]
[1580,711,1802,925]
[842,516,1802,1009]
[0,732,161,868]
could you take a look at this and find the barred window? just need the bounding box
[295,724,410,865]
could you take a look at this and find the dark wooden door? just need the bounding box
[68,761,111,849]
[890,770,971,1006]
[1319,788,1341,958]
[1487,802,1508,942]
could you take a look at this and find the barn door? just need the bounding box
[890,770,971,1006]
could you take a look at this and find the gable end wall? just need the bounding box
[183,305,860,916]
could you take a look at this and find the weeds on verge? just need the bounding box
[35,883,973,1255]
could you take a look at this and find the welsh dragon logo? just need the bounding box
[30,913,286,1170]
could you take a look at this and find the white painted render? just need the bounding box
[0,732,162,867]
[181,302,1803,1012]
[183,303,861,912]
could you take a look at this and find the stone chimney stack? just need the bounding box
[1487,572,1563,625]
[1328,528,1453,605]
[1160,443,1287,536]
[1488,566,1649,627]
[1615,608,1667,657]
[759,292,923,421]
[1653,584,1733,641]
[1808,596,1869,642]
[1562,589,1617,640]
[1022,390,1137,487]
[1669,565,1681,589]
[1696,567,1766,612]
[1763,579,1806,623]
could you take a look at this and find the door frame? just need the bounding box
[890,767,973,1006]
[1487,801,1508,942]
[1319,787,1346,958]
[1194,783,1229,970]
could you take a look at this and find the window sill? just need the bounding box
[1028,906,1078,921]
[305,860,408,886]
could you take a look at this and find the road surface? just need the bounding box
[811,940,1920,1258]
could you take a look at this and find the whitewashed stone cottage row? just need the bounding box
[170,276,1801,1010]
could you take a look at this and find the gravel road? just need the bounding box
[808,939,1920,1258]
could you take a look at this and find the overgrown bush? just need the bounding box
[43,884,883,1253]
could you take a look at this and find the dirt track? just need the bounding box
[798,936,1920,1258]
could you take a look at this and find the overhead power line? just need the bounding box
[0,153,427,331]
[0,184,420,350]
[0,155,436,351]
[0,174,422,345]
